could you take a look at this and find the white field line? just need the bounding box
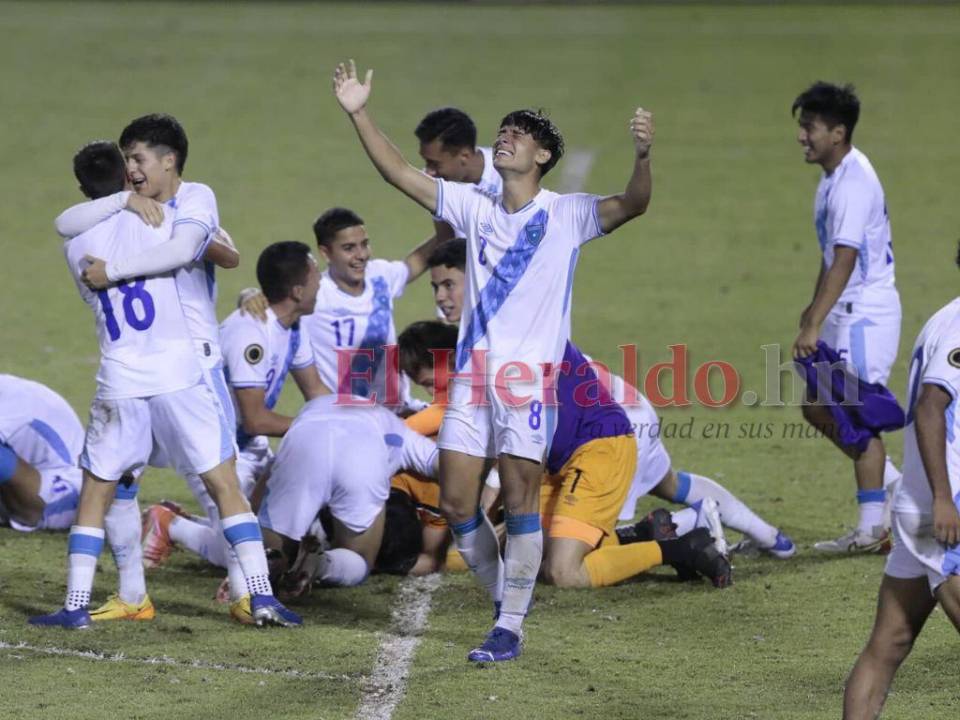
[0,640,349,681]
[557,149,595,193]
[354,573,443,720]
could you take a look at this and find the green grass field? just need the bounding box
[2,2,960,718]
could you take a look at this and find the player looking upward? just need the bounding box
[790,82,903,553]
[333,58,654,661]
[843,246,960,718]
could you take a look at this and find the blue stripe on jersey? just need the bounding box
[204,260,216,299]
[223,521,262,546]
[42,482,80,522]
[264,324,301,411]
[947,399,956,445]
[849,317,875,381]
[0,443,17,482]
[68,531,104,557]
[561,247,579,317]
[210,363,237,431]
[352,277,392,397]
[28,419,73,464]
[384,433,404,448]
[815,187,831,252]
[456,209,549,370]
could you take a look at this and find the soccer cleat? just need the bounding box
[89,593,155,621]
[142,504,176,568]
[669,527,733,588]
[467,627,523,662]
[229,594,255,625]
[250,594,303,628]
[731,531,797,559]
[28,607,91,629]
[813,526,891,554]
[616,508,677,544]
[693,498,728,557]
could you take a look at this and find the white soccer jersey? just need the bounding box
[303,259,409,401]
[220,306,314,450]
[893,297,960,515]
[0,375,84,472]
[168,181,222,366]
[814,147,898,308]
[64,213,201,399]
[475,146,502,197]
[435,180,603,378]
[260,396,438,539]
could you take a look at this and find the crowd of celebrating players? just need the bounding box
[2,59,958,717]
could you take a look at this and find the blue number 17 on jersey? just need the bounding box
[96,277,156,341]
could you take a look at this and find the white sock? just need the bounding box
[671,507,698,536]
[317,548,368,587]
[104,493,146,605]
[496,513,541,635]
[65,526,104,611]
[221,512,272,596]
[857,489,886,534]
[674,471,778,547]
[451,509,503,605]
[883,456,902,488]
[170,516,226,566]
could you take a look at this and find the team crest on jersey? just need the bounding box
[244,344,264,365]
[524,223,545,247]
[949,348,960,368]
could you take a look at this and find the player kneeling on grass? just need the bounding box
[254,395,439,593]
[843,248,960,719]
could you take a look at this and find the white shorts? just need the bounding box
[884,511,960,592]
[438,376,555,463]
[237,436,273,499]
[820,307,900,385]
[82,381,234,482]
[0,465,82,532]
[259,423,388,541]
[618,403,672,521]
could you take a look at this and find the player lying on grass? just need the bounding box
[50,114,248,623]
[141,241,326,623]
[0,375,84,532]
[240,206,439,413]
[790,82,903,554]
[251,395,439,592]
[420,238,794,557]
[30,140,300,629]
[395,321,732,589]
[334,57,654,662]
[843,249,960,719]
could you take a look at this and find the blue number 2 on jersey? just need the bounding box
[96,277,156,341]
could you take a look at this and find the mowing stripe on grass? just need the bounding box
[0,640,351,680]
[556,149,595,194]
[355,574,442,720]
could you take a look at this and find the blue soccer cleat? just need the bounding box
[28,607,91,629]
[467,627,522,662]
[732,530,797,559]
[250,594,302,628]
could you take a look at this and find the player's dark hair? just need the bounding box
[313,207,365,248]
[791,81,861,144]
[119,113,189,174]
[397,321,458,378]
[73,141,127,199]
[374,489,423,576]
[426,238,466,272]
[414,107,477,151]
[256,241,313,304]
[498,108,565,177]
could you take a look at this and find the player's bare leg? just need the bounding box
[843,575,935,719]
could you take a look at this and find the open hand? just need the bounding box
[333,59,373,114]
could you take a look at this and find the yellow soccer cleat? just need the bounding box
[229,594,255,625]
[89,593,156,621]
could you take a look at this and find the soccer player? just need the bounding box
[842,259,960,718]
[333,58,653,661]
[428,239,466,325]
[0,375,84,532]
[790,82,903,553]
[53,114,245,621]
[142,241,326,620]
[29,141,300,629]
[257,395,439,590]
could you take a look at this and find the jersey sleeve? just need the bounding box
[222,317,271,388]
[291,323,315,370]
[54,192,131,239]
[173,183,219,240]
[435,179,477,239]
[559,193,605,245]
[828,181,871,250]
[399,426,439,478]
[105,221,208,281]
[922,331,960,400]
[382,259,410,298]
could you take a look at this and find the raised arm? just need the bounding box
[333,60,437,213]
[596,108,654,234]
[403,234,442,284]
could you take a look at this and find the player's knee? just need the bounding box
[326,547,369,587]
[541,555,584,588]
[439,496,475,527]
[866,625,916,666]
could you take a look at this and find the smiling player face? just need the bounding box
[492,125,551,177]
[320,224,370,288]
[796,111,845,167]
[123,141,179,202]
